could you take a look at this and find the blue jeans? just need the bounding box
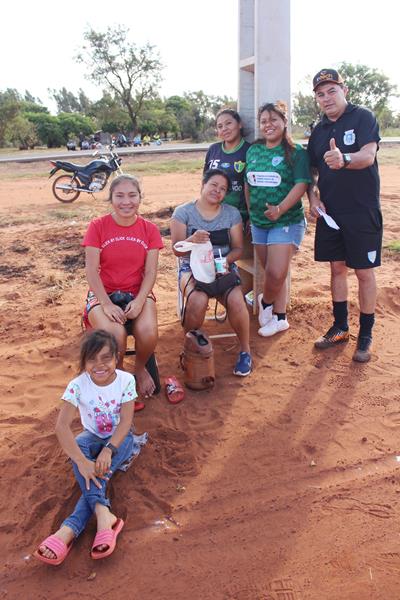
[62,430,145,537]
[251,219,306,248]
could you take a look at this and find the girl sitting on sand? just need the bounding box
[34,329,146,565]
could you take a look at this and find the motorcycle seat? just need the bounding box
[55,158,108,171]
[55,160,86,170]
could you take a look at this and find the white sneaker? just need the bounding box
[258,315,289,337]
[257,294,273,327]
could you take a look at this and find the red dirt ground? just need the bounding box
[0,155,400,600]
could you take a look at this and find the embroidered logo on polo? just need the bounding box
[220,162,230,169]
[343,129,356,145]
[368,250,377,263]
[234,161,245,173]
[272,156,284,167]
[247,171,281,187]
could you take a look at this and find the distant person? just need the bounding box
[245,101,311,337]
[34,329,146,565]
[204,108,250,223]
[307,68,382,363]
[143,134,151,146]
[171,169,252,377]
[82,175,163,405]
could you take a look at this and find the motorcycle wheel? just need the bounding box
[52,175,81,203]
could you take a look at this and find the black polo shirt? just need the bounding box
[307,103,380,215]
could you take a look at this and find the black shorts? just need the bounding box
[314,208,383,269]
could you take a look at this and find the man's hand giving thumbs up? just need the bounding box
[323,137,345,170]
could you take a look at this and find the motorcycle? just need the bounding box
[49,145,123,203]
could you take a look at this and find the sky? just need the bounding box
[2,0,399,112]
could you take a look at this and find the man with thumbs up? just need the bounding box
[307,69,382,363]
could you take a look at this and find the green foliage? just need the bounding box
[6,114,39,149]
[138,102,179,137]
[293,63,399,129]
[25,113,64,147]
[19,101,48,114]
[385,240,400,252]
[57,112,95,139]
[0,89,22,145]
[337,62,397,114]
[76,25,163,131]
[50,87,82,113]
[0,89,49,146]
[89,93,131,133]
[292,92,320,128]
[50,87,93,115]
[165,92,235,140]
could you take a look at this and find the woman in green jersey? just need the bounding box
[245,101,311,337]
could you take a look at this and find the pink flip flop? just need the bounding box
[33,534,73,566]
[91,518,125,560]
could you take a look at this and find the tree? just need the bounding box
[77,89,92,115]
[50,87,82,113]
[89,93,131,133]
[137,98,179,137]
[165,92,234,140]
[50,87,93,115]
[337,62,397,115]
[292,92,320,128]
[7,114,39,149]
[293,63,398,129]
[76,25,163,132]
[25,113,64,147]
[0,89,20,145]
[57,112,95,139]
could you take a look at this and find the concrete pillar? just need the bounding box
[237,0,291,312]
[238,0,291,141]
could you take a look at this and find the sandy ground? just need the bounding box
[0,154,400,600]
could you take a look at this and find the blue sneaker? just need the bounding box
[233,352,252,377]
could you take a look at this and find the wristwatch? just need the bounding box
[342,153,352,168]
[104,442,118,456]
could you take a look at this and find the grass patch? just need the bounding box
[47,207,97,221]
[0,214,44,228]
[123,157,203,175]
[385,240,400,252]
[1,169,50,180]
[377,145,400,165]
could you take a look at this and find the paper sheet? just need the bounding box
[316,207,340,230]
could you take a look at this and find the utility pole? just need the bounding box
[238,0,291,141]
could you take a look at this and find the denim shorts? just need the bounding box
[250,219,306,248]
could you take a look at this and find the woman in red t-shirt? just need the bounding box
[82,175,163,402]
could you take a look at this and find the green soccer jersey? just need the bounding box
[245,143,311,228]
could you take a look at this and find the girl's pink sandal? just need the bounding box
[34,535,73,566]
[91,518,125,560]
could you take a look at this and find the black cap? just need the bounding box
[313,69,344,91]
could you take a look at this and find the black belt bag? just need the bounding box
[108,291,135,310]
[194,271,241,298]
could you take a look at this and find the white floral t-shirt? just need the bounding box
[62,369,137,438]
